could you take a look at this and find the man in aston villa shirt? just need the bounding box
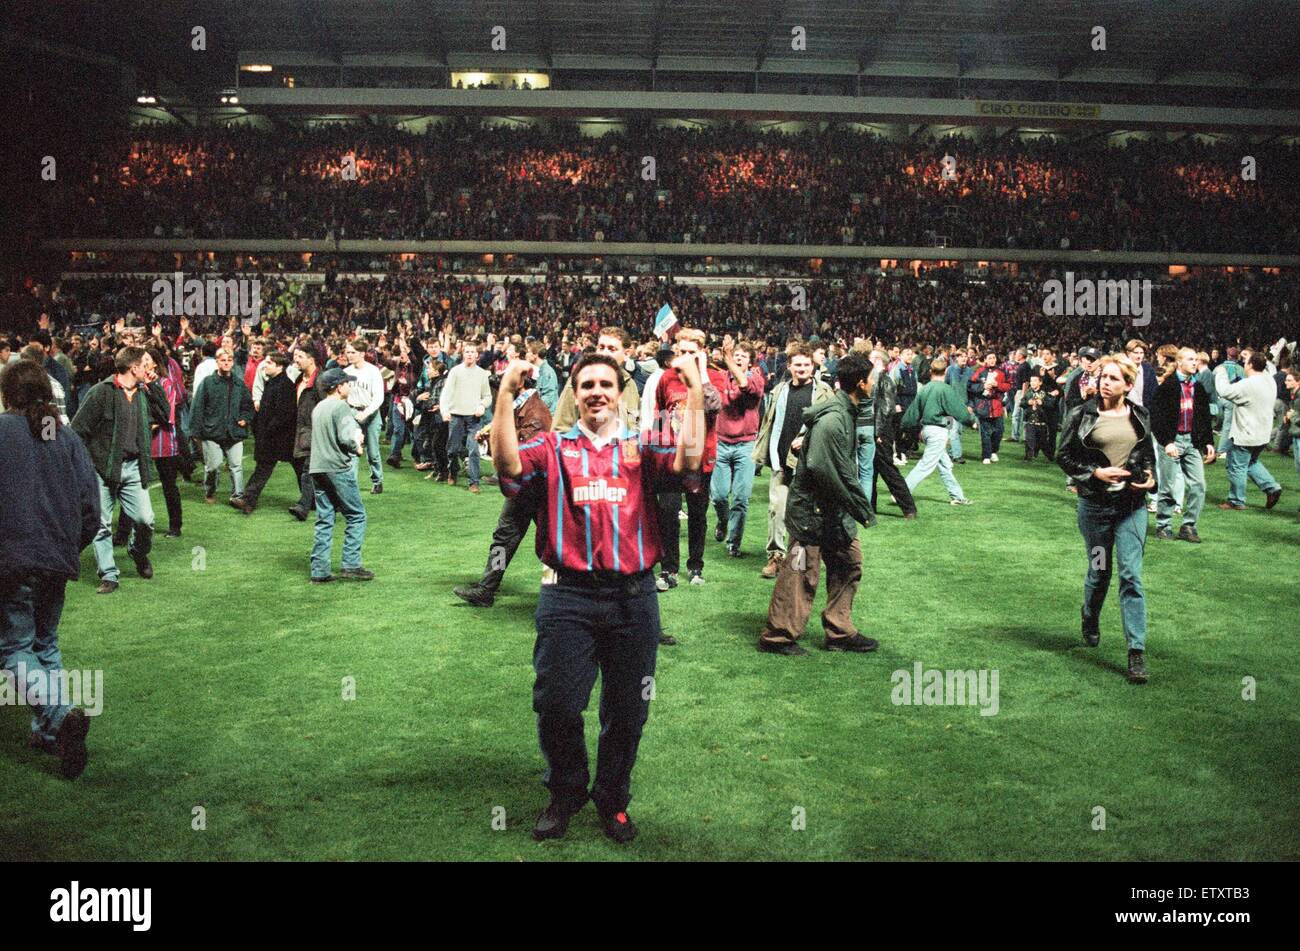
[491,351,704,844]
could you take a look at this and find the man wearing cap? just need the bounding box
[308,368,373,583]
[491,350,704,844]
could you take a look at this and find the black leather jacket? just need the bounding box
[1057,398,1157,506]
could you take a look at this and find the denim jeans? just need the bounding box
[1010,390,1024,440]
[1216,402,1235,454]
[387,410,408,462]
[92,460,154,583]
[710,439,757,548]
[201,440,244,498]
[1293,439,1300,481]
[1077,498,1148,651]
[947,417,963,460]
[361,412,383,485]
[1153,435,1186,509]
[1156,434,1204,529]
[905,424,967,501]
[1224,440,1281,507]
[0,573,72,746]
[855,424,876,498]
[311,466,367,578]
[447,413,484,485]
[978,416,1004,460]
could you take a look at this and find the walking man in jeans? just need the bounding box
[1151,347,1215,541]
[1,360,101,777]
[441,341,491,493]
[901,359,976,506]
[70,346,157,595]
[710,339,765,557]
[1215,351,1283,511]
[308,369,373,583]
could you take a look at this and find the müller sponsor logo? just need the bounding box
[50,881,151,931]
[572,477,629,504]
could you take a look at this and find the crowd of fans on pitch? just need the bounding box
[33,123,1299,253]
[38,265,1298,360]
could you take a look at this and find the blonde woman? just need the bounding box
[1056,353,1157,684]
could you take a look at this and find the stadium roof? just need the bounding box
[11,0,1300,98]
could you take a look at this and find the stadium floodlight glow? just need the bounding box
[240,64,273,72]
[136,94,156,104]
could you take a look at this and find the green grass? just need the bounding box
[3,431,1298,861]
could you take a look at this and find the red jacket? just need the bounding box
[969,366,1012,418]
[651,366,727,475]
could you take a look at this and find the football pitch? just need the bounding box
[3,433,1298,861]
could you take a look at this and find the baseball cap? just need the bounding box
[1078,347,1101,361]
[319,367,349,390]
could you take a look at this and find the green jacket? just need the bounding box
[70,378,154,489]
[785,391,875,549]
[751,377,835,469]
[190,371,254,447]
[901,380,975,430]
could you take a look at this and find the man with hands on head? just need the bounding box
[491,351,704,845]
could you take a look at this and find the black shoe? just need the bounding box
[338,567,375,581]
[714,523,726,542]
[164,529,182,538]
[825,633,879,653]
[1177,524,1202,544]
[386,457,401,470]
[133,556,153,579]
[758,640,809,656]
[55,708,90,780]
[1081,607,1100,647]
[532,799,583,841]
[954,457,966,464]
[310,575,334,584]
[371,483,383,495]
[453,583,496,607]
[288,506,308,521]
[655,571,678,591]
[1154,526,1174,540]
[658,633,677,646]
[598,808,639,844]
[1265,488,1282,510]
[726,545,741,558]
[95,580,119,595]
[1127,649,1149,684]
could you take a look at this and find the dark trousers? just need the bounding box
[418,417,449,476]
[894,409,918,453]
[479,493,538,595]
[1024,423,1049,460]
[657,489,707,575]
[979,416,1005,460]
[242,457,283,509]
[291,457,315,512]
[533,571,660,815]
[870,435,916,515]
[154,455,183,533]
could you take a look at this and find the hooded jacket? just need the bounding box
[784,391,876,549]
[1056,398,1157,507]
